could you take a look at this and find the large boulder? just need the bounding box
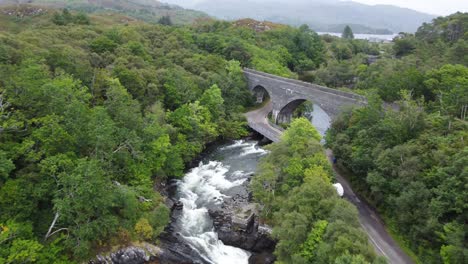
[90,240,207,264]
[209,203,276,253]
[92,246,152,264]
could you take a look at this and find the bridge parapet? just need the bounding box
[247,120,281,142]
[244,68,367,102]
[243,68,367,122]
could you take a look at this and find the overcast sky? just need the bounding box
[163,0,468,16]
[351,0,467,15]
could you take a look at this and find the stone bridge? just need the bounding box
[243,70,414,264]
[244,68,367,124]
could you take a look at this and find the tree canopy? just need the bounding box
[251,118,384,264]
[342,25,355,39]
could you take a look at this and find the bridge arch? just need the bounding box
[277,99,308,124]
[276,98,332,135]
[244,68,367,137]
[252,85,270,104]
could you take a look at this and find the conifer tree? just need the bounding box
[342,25,354,39]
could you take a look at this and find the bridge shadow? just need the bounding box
[252,85,269,104]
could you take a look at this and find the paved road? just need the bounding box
[246,103,413,264]
[245,101,282,142]
[325,151,414,264]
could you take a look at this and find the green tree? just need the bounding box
[104,78,143,130]
[252,117,377,263]
[134,218,153,241]
[90,36,118,54]
[0,151,14,182]
[7,239,43,263]
[158,15,173,26]
[393,34,417,57]
[74,13,90,25]
[342,25,355,39]
[200,84,224,121]
[425,64,468,119]
[53,159,118,258]
[300,220,328,262]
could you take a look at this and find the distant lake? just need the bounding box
[318,32,397,42]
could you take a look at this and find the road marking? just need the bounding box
[363,224,391,261]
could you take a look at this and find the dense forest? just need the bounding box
[0,4,330,262]
[326,13,467,264]
[0,2,466,263]
[251,118,386,264]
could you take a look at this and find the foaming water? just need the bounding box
[219,140,251,150]
[239,143,268,157]
[174,140,266,264]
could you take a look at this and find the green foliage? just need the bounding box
[0,221,70,263]
[0,8,269,261]
[342,25,355,39]
[251,118,379,263]
[416,12,468,44]
[134,218,153,241]
[90,36,118,54]
[1,4,464,263]
[315,12,467,99]
[7,239,44,263]
[439,222,468,264]
[327,90,468,263]
[393,34,417,57]
[52,9,90,26]
[300,220,328,261]
[200,84,224,121]
[312,36,380,89]
[158,15,172,26]
[0,151,14,182]
[424,64,468,119]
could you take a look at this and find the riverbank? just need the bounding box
[159,136,276,264]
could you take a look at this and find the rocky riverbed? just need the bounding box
[163,138,277,264]
[91,137,276,264]
[208,178,276,263]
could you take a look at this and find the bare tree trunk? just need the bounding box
[44,212,59,240]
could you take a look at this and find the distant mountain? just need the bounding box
[191,0,436,33]
[0,0,209,24]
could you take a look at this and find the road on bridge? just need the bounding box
[246,102,413,264]
[245,101,282,142]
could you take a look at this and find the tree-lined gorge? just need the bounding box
[0,2,466,263]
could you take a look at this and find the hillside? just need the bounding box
[0,1,380,261]
[191,0,436,33]
[0,0,209,24]
[233,18,287,32]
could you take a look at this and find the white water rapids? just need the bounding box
[172,104,329,263]
[174,140,268,264]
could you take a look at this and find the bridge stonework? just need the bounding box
[244,68,367,122]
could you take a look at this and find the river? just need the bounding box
[317,32,397,42]
[169,104,330,263]
[171,139,268,263]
